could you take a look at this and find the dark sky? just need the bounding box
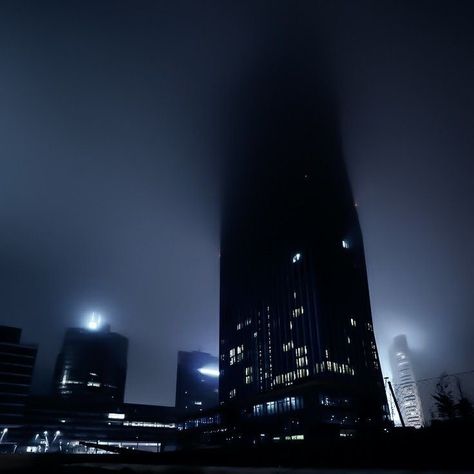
[0,1,473,406]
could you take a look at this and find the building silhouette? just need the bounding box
[53,320,128,404]
[0,326,37,427]
[175,351,218,416]
[390,334,424,428]
[218,61,389,441]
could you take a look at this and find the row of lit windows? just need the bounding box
[60,378,115,389]
[61,379,82,386]
[252,396,303,416]
[273,368,309,386]
[123,421,175,429]
[295,346,307,357]
[315,361,355,375]
[296,356,308,368]
[182,415,220,430]
[292,306,304,318]
[236,318,253,331]
[282,341,294,352]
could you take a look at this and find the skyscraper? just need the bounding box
[175,351,219,416]
[219,62,389,440]
[389,334,424,428]
[0,326,37,427]
[53,317,128,404]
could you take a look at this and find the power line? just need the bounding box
[393,369,474,388]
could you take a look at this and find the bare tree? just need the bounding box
[455,377,473,420]
[432,373,456,420]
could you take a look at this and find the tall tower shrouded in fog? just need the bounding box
[219,60,389,440]
[390,334,424,428]
[53,317,128,404]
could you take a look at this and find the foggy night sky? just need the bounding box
[0,1,473,406]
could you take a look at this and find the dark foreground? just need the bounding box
[0,426,472,473]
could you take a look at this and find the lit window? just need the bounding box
[292,306,304,318]
[283,341,294,352]
[229,389,236,399]
[108,413,125,420]
[347,336,351,344]
[342,240,349,249]
[292,253,301,263]
[295,346,307,356]
[296,356,308,368]
[350,318,357,327]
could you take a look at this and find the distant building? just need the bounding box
[390,334,424,428]
[0,326,37,427]
[15,397,177,453]
[175,351,218,416]
[53,318,128,404]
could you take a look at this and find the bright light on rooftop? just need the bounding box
[87,312,102,331]
[197,367,219,377]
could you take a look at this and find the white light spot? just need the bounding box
[197,367,219,377]
[87,312,102,330]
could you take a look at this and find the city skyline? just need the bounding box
[0,1,473,407]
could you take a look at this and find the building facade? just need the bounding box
[218,65,389,442]
[0,326,37,428]
[53,323,128,404]
[175,351,218,416]
[390,334,424,428]
[5,397,177,453]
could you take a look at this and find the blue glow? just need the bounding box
[198,367,219,377]
[87,312,102,330]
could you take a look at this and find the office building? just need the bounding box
[4,397,177,453]
[0,326,37,427]
[53,316,128,404]
[218,68,389,442]
[175,351,218,416]
[390,334,424,428]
